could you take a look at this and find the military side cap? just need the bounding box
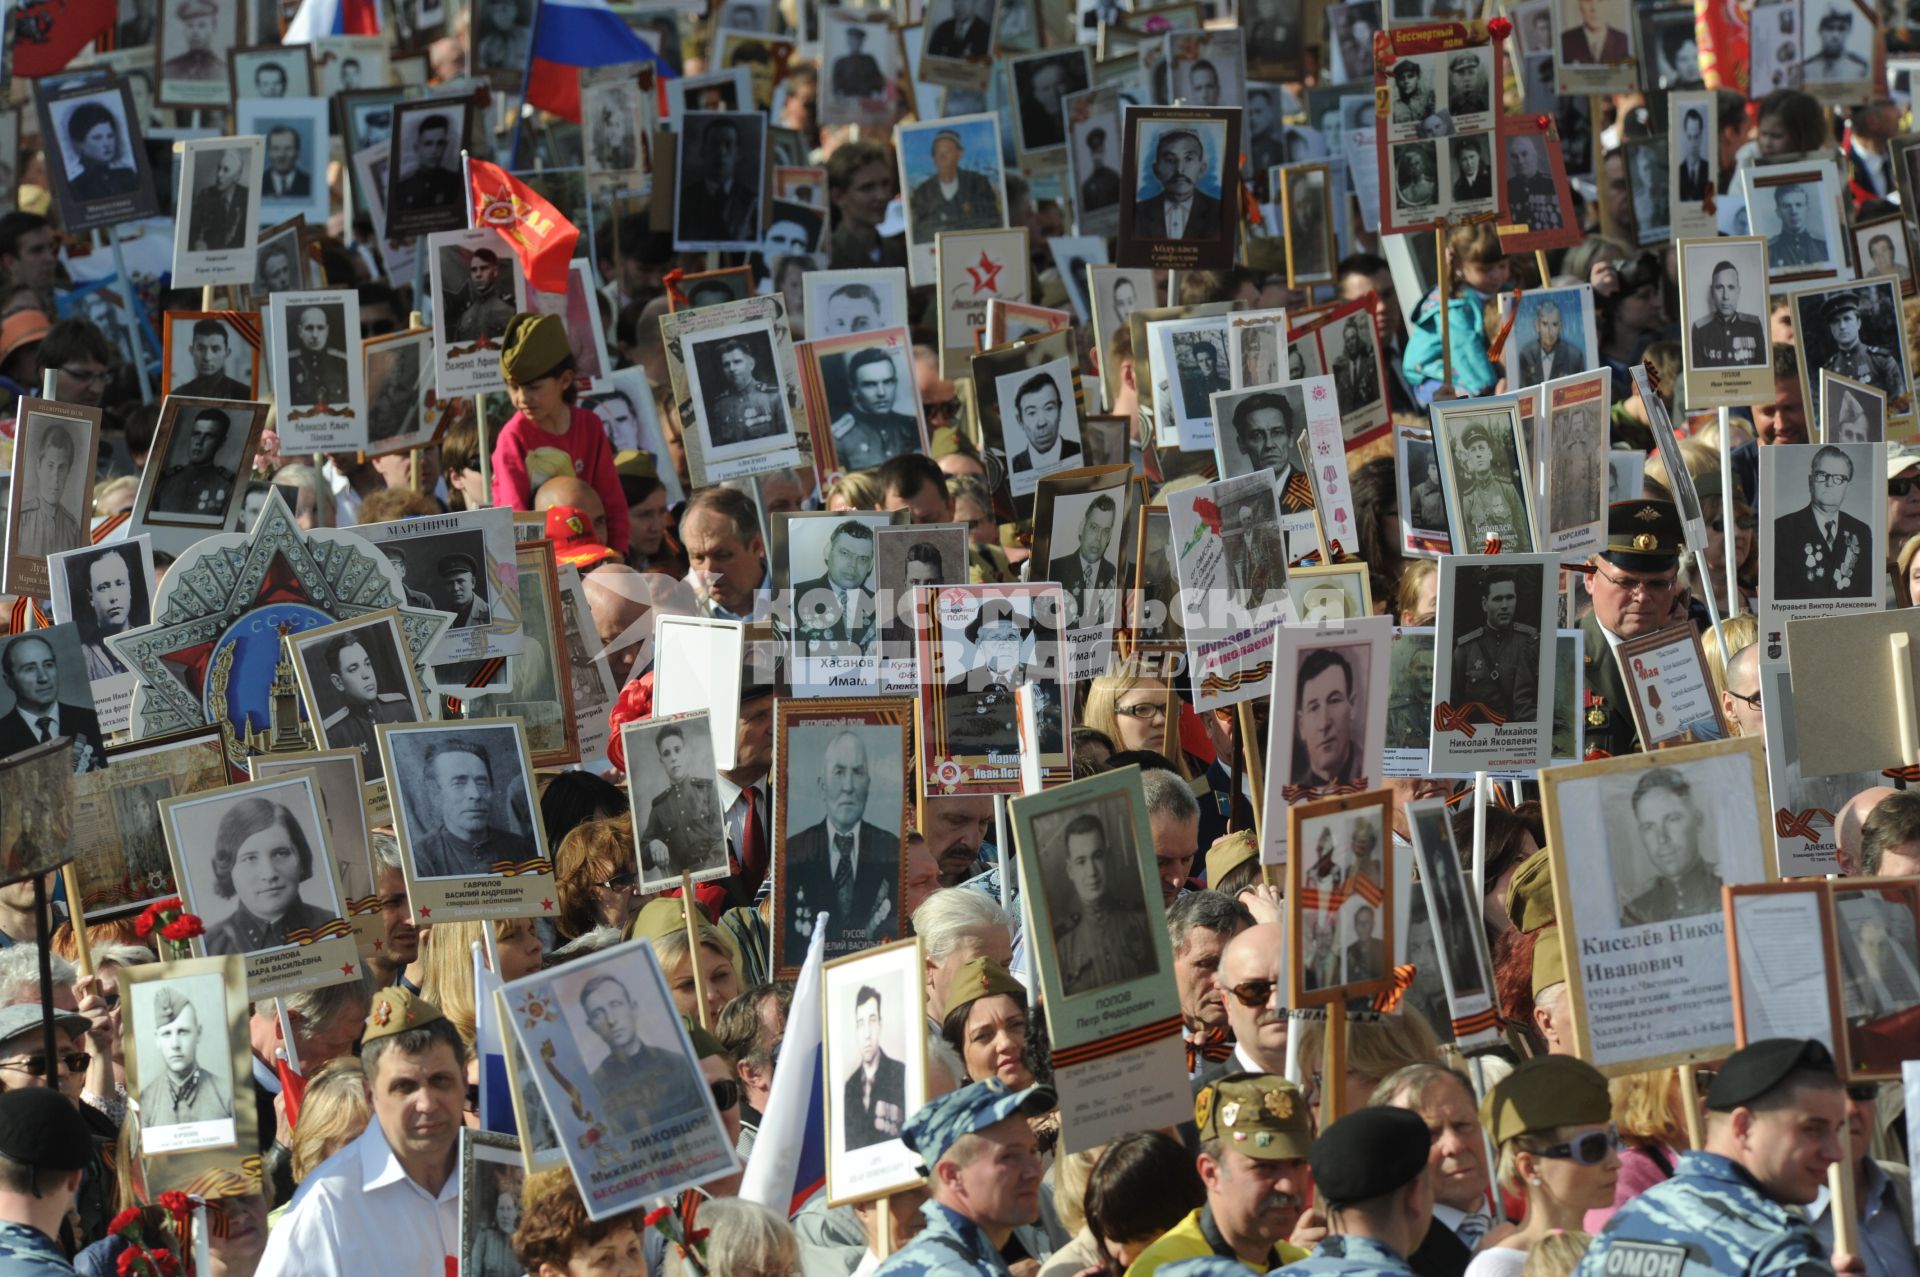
[1480,1055,1612,1145]
[1820,292,1862,321]
[0,1087,93,1172]
[614,449,658,481]
[1530,925,1566,996]
[1194,1072,1312,1159]
[150,985,197,1027]
[1311,1107,1432,1207]
[631,896,746,973]
[1603,499,1684,571]
[1206,830,1259,888]
[362,987,446,1046]
[499,311,571,384]
[942,957,1025,1034]
[1705,1038,1836,1111]
[1505,848,1555,933]
[902,1076,1055,1170]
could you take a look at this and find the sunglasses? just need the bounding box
[0,1052,91,1077]
[1225,978,1277,1008]
[1893,478,1918,498]
[710,1079,742,1110]
[1537,1124,1621,1165]
[595,872,640,891]
[1847,1083,1880,1103]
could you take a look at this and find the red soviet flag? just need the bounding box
[466,157,580,296]
[12,0,116,78]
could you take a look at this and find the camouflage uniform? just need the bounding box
[1576,1151,1833,1277]
[871,1201,1019,1276]
[0,1221,72,1273]
[1275,1235,1421,1277]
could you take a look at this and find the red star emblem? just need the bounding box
[372,938,384,950]
[540,899,554,912]
[966,251,1003,295]
[341,963,356,977]
[418,907,431,918]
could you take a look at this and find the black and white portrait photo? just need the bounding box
[158,0,238,105]
[45,86,157,230]
[439,243,522,345]
[875,525,963,659]
[806,272,907,336]
[623,713,728,890]
[994,358,1083,497]
[1214,383,1304,482]
[180,140,260,257]
[250,220,304,306]
[385,722,541,880]
[1066,89,1124,234]
[167,315,255,400]
[1399,430,1449,546]
[1506,134,1564,232]
[1435,405,1535,552]
[582,78,644,190]
[1328,1,1378,79]
[471,0,533,86]
[1218,484,1289,612]
[378,530,494,629]
[1446,562,1545,727]
[1557,0,1633,66]
[1609,764,1725,925]
[268,288,367,450]
[235,97,329,230]
[1749,171,1842,275]
[289,617,423,784]
[1046,490,1122,633]
[1281,164,1334,283]
[6,410,94,579]
[231,46,313,100]
[276,298,350,407]
[1683,240,1769,371]
[1129,118,1230,243]
[1385,57,1441,138]
[1792,278,1911,406]
[168,779,342,956]
[0,627,107,771]
[1767,443,1878,601]
[777,717,906,962]
[1390,139,1440,220]
[143,399,257,524]
[922,0,999,66]
[1625,134,1670,245]
[788,514,886,662]
[822,946,923,1186]
[684,323,794,462]
[815,338,923,474]
[1640,3,1703,86]
[931,588,1066,763]
[1245,87,1284,193]
[1170,327,1232,422]
[1802,0,1873,87]
[1170,34,1247,109]
[674,111,767,252]
[821,12,898,128]
[50,540,151,683]
[366,330,434,449]
[1288,642,1372,788]
[1544,395,1606,539]
[385,98,469,239]
[1010,49,1091,158]
[459,1133,527,1277]
[1245,0,1302,78]
[131,972,236,1151]
[1821,372,1886,443]
[1407,804,1492,1003]
[1032,792,1156,997]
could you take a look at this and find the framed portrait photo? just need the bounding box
[363,328,447,456]
[897,113,1008,286]
[1622,133,1671,247]
[1551,0,1638,90]
[463,540,580,767]
[427,227,530,399]
[1428,552,1559,772]
[1286,787,1395,1006]
[458,1130,527,1277]
[797,326,927,481]
[0,738,77,886]
[674,110,769,253]
[660,296,809,487]
[248,216,308,309]
[1788,275,1914,432]
[235,96,332,233]
[1677,235,1772,410]
[820,9,905,129]
[966,324,1075,507]
[1818,369,1886,444]
[156,0,240,108]
[38,79,160,233]
[920,0,1002,86]
[1258,615,1391,862]
[229,43,316,101]
[161,310,262,401]
[267,289,367,453]
[1536,368,1610,557]
[2,401,103,601]
[1743,162,1847,286]
[1757,440,1889,669]
[248,748,380,952]
[48,535,154,734]
[1090,265,1155,408]
[119,955,252,1156]
[802,268,909,339]
[1116,105,1242,271]
[1500,284,1599,390]
[383,96,472,240]
[1430,396,1536,553]
[1853,216,1914,296]
[169,136,265,288]
[1498,115,1581,255]
[622,711,730,893]
[918,583,1071,792]
[1278,162,1335,286]
[821,938,929,1204]
[286,610,429,787]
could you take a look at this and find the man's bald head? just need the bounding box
[1836,787,1899,876]
[534,475,608,546]
[581,564,698,685]
[1721,643,1762,738]
[1219,921,1282,986]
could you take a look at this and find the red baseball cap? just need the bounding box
[543,504,619,569]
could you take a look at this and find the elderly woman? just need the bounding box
[1468,1056,1620,1277]
[665,1199,798,1277]
[512,1166,649,1277]
[204,798,335,955]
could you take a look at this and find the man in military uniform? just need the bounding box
[1389,61,1435,127]
[1052,814,1155,997]
[1447,51,1489,113]
[1548,404,1601,533]
[640,722,724,877]
[392,113,461,216]
[153,407,237,516]
[578,974,711,1137]
[445,248,516,343]
[1767,184,1830,268]
[1453,420,1531,547]
[843,985,907,1150]
[1815,291,1902,399]
[438,554,493,627]
[1803,6,1869,80]
[161,0,223,80]
[317,633,412,783]
[1505,138,1561,231]
[1449,567,1538,724]
[831,348,921,471]
[1582,499,1686,758]
[175,319,249,400]
[707,337,784,447]
[909,129,1001,244]
[188,148,248,252]
[286,306,349,406]
[1332,317,1378,411]
[1343,903,1381,982]
[382,547,435,609]
[1078,127,1120,214]
[1618,766,1724,924]
[1126,1074,1315,1275]
[14,427,81,562]
[832,25,887,99]
[925,0,992,58]
[1387,642,1435,747]
[1576,1039,1856,1277]
[875,1078,1053,1277]
[1690,261,1766,368]
[1409,455,1446,534]
[407,740,534,877]
[686,117,760,245]
[137,987,232,1131]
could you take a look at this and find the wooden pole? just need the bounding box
[201,285,214,311]
[1437,224,1453,393]
[876,1195,894,1259]
[476,394,494,508]
[61,866,90,976]
[1676,1064,1705,1150]
[681,872,710,1028]
[1829,1095,1860,1256]
[1534,249,1550,288]
[1320,1008,1347,1129]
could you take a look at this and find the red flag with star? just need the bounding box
[467,158,580,296]
[12,0,115,78]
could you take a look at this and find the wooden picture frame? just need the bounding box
[1285,786,1395,1008]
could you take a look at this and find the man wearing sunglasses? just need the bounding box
[1579,1039,1861,1277]
[1581,500,1686,758]
[1205,923,1289,1085]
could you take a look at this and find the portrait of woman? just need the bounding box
[63,99,141,202]
[202,796,334,955]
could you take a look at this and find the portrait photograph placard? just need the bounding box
[119,955,251,1156]
[1279,162,1335,287]
[1376,24,1502,233]
[249,215,308,309]
[1677,235,1773,410]
[2,400,103,601]
[1820,369,1889,443]
[464,540,580,768]
[37,80,159,235]
[0,738,76,885]
[458,1129,527,1277]
[1145,314,1233,453]
[876,523,968,691]
[1428,552,1559,772]
[363,328,448,456]
[1292,298,1393,448]
[1799,0,1876,105]
[384,96,472,240]
[1128,504,1185,653]
[1009,47,1092,169]
[623,711,730,893]
[380,717,554,922]
[1116,104,1242,271]
[771,696,913,974]
[0,626,103,780]
[235,96,332,234]
[581,63,654,197]
[358,505,523,665]
[1167,28,1247,107]
[1257,614,1391,864]
[1623,133,1670,247]
[1010,765,1188,1154]
[427,227,530,399]
[1540,736,1775,1073]
[1617,622,1727,748]
[286,610,430,787]
[1537,368,1610,558]
[1030,466,1131,678]
[1743,162,1848,286]
[1064,86,1125,239]
[1550,0,1638,91]
[819,10,904,130]
[651,616,747,771]
[937,227,1032,380]
[1667,91,1719,238]
[1499,285,1598,390]
[1166,470,1290,710]
[1430,395,1536,554]
[128,394,267,556]
[774,509,903,696]
[659,295,810,486]
[1727,883,1840,1055]
[1757,441,1887,665]
[267,289,367,453]
[169,137,264,288]
[1853,217,1913,296]
[919,0,1002,88]
[162,771,359,999]
[1405,797,1499,1046]
[821,939,929,1205]
[965,323,1071,510]
[1395,427,1451,557]
[917,583,1071,793]
[796,326,927,481]
[499,939,739,1218]
[1207,379,1311,541]
[161,311,262,401]
[1221,306,1290,396]
[157,0,239,107]
[1828,879,1920,1079]
[530,258,612,396]
[48,536,154,736]
[1091,266,1155,409]
[1787,275,1914,429]
[1383,627,1437,777]
[897,113,1010,289]
[248,748,380,955]
[803,268,911,337]
[1498,115,1581,255]
[1287,787,1395,1006]
[674,110,769,252]
[230,43,315,100]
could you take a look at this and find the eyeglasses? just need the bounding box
[1811,470,1853,486]
[0,1052,91,1077]
[710,1079,742,1110]
[1726,687,1760,711]
[595,872,640,892]
[1847,1082,1880,1103]
[1536,1125,1621,1165]
[1892,478,1919,498]
[59,366,110,387]
[1225,978,1277,1008]
[924,398,961,422]
[1113,700,1168,722]
[1591,562,1679,597]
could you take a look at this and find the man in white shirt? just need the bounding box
[1373,1063,1496,1260]
[257,988,466,1277]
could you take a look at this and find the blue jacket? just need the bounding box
[1577,1151,1834,1277]
[874,1201,1018,1276]
[1274,1234,1419,1277]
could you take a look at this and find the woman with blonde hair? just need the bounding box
[417,918,546,1047]
[1080,669,1189,777]
[826,468,883,511]
[1583,1068,1693,1229]
[1895,532,1920,606]
[1467,1057,1620,1277]
[268,1057,370,1225]
[632,897,742,1026]
[1397,558,1438,624]
[1301,1006,1443,1115]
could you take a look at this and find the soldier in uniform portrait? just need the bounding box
[1766,184,1830,268]
[1549,403,1601,532]
[1410,451,1447,533]
[1450,567,1539,724]
[908,128,1001,243]
[843,985,907,1150]
[1803,5,1868,79]
[1618,765,1723,924]
[1051,812,1154,996]
[1448,52,1490,113]
[1689,260,1765,368]
[706,337,785,448]
[188,148,248,251]
[407,739,535,877]
[1179,341,1230,418]
[175,320,250,400]
[444,248,516,344]
[831,26,887,100]
[830,348,921,471]
[639,723,725,878]
[1506,138,1561,230]
[162,0,224,80]
[153,407,238,517]
[1079,127,1120,214]
[286,306,350,406]
[1813,291,1902,399]
[1561,0,1630,63]
[438,553,494,627]
[578,974,710,1137]
[1332,317,1379,412]
[393,113,461,216]
[14,427,81,561]
[138,986,231,1130]
[1343,903,1381,982]
[1451,419,1530,546]
[202,797,336,955]
[315,632,413,783]
[1389,61,1435,127]
[684,117,761,245]
[1387,641,1435,746]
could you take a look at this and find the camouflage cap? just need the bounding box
[1480,1055,1612,1145]
[499,311,571,384]
[1194,1072,1312,1160]
[902,1076,1055,1170]
[361,987,446,1047]
[1205,830,1259,888]
[940,957,1025,1035]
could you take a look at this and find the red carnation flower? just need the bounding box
[133,911,156,939]
[643,1206,673,1228]
[108,1208,142,1236]
[1487,15,1512,37]
[604,672,656,773]
[157,1190,191,1217]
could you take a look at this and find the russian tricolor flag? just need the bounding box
[739,914,828,1216]
[281,0,380,43]
[523,0,675,124]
